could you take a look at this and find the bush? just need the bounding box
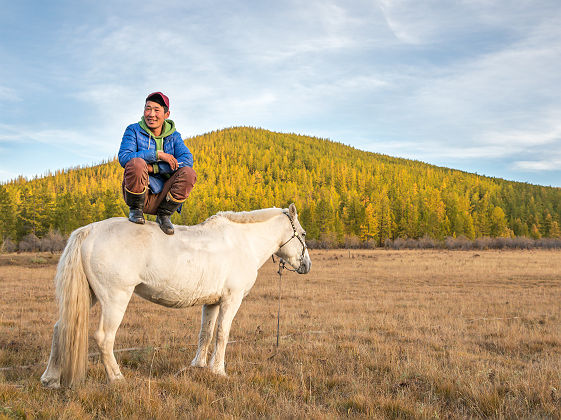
[1,238,17,253]
[364,239,378,249]
[444,235,472,250]
[320,232,340,248]
[510,237,534,249]
[18,233,41,252]
[385,238,404,250]
[474,237,492,250]
[418,235,438,249]
[307,239,326,249]
[405,238,420,249]
[307,234,561,250]
[489,237,509,249]
[535,237,561,249]
[343,235,361,249]
[40,231,67,252]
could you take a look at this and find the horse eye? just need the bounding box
[302,231,306,237]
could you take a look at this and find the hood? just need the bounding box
[139,117,176,140]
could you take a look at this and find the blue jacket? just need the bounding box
[118,122,193,195]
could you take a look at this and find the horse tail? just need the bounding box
[55,224,93,388]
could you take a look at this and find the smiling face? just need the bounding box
[144,100,170,136]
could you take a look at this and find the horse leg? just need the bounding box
[40,320,62,388]
[94,289,133,383]
[209,293,244,376]
[191,303,220,368]
[41,295,98,388]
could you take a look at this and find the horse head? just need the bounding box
[275,203,312,274]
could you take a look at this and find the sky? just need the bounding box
[1,0,561,187]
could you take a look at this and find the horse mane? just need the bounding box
[207,207,285,224]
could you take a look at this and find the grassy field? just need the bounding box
[1,249,560,419]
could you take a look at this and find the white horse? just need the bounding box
[40,204,311,388]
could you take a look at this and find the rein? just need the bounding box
[275,258,284,347]
[269,255,285,353]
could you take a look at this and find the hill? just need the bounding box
[1,127,560,245]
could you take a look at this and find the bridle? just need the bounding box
[276,210,308,272]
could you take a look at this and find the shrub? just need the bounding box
[1,238,17,253]
[320,232,340,248]
[535,237,561,249]
[343,235,361,249]
[364,239,378,249]
[418,235,438,249]
[474,237,492,250]
[18,233,41,252]
[307,234,561,250]
[444,235,472,250]
[405,238,419,249]
[40,231,67,253]
[506,236,530,249]
[385,238,404,250]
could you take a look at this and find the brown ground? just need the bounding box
[1,249,560,419]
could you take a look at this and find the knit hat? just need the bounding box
[146,92,170,109]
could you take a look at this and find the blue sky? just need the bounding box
[1,1,561,187]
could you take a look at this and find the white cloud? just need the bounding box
[383,7,561,167]
[0,124,18,143]
[47,0,393,145]
[3,1,561,186]
[480,123,561,149]
[377,0,560,45]
[0,86,21,102]
[0,123,111,160]
[513,159,561,171]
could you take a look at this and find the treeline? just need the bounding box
[4,232,561,253]
[1,127,561,248]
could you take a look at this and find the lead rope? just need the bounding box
[276,259,285,347]
[269,255,285,358]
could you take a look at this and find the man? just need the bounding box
[118,92,196,235]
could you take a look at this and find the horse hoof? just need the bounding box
[210,368,228,377]
[40,377,61,389]
[109,373,126,384]
[190,360,207,368]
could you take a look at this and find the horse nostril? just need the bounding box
[298,259,311,274]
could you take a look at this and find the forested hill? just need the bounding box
[1,126,560,244]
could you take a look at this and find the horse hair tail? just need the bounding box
[56,225,92,388]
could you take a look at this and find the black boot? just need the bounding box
[156,197,182,235]
[124,188,146,224]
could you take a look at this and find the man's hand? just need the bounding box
[157,151,179,171]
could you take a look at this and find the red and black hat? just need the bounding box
[146,92,170,109]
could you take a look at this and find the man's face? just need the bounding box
[144,100,170,132]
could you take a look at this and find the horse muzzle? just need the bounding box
[297,257,311,274]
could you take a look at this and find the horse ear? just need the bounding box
[289,203,297,217]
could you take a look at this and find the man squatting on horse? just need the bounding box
[40,93,312,388]
[118,92,197,235]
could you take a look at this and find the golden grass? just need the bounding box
[1,249,561,419]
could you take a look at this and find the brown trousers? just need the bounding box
[122,158,197,215]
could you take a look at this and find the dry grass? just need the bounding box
[1,249,561,419]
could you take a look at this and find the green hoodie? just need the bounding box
[139,117,176,174]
